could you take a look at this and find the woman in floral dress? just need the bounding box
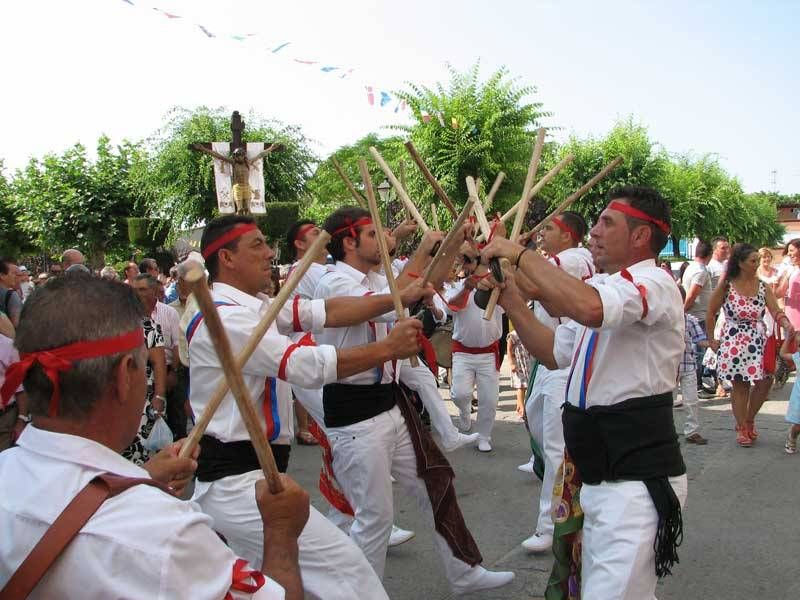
[707,244,793,447]
[121,318,167,464]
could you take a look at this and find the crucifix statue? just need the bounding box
[189,111,283,215]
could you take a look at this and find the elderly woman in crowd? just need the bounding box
[708,243,793,447]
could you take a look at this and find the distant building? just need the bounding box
[777,202,800,243]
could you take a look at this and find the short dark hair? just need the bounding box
[560,211,588,244]
[725,243,757,281]
[607,185,671,254]
[0,257,17,275]
[201,215,257,280]
[15,274,146,419]
[694,240,712,260]
[711,236,728,248]
[286,219,317,261]
[138,258,158,274]
[134,273,159,289]
[322,207,370,262]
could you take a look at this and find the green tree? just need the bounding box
[393,63,550,221]
[141,106,316,232]
[9,137,144,264]
[0,161,33,257]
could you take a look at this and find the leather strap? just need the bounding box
[0,473,169,599]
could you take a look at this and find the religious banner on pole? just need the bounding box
[211,142,236,214]
[246,142,267,214]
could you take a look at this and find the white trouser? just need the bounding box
[581,475,688,600]
[525,366,568,537]
[192,470,388,600]
[292,384,325,426]
[399,359,462,448]
[673,369,700,436]
[450,352,499,442]
[328,405,476,584]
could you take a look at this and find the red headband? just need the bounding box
[331,217,372,239]
[1,328,145,418]
[608,201,670,234]
[552,217,580,242]
[202,223,259,260]
[293,223,317,244]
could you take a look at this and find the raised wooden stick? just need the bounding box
[476,154,574,242]
[430,203,440,230]
[359,159,419,367]
[369,146,429,232]
[177,232,332,471]
[404,140,458,218]
[421,198,475,285]
[484,127,546,320]
[524,156,624,241]
[466,176,493,240]
[178,264,283,493]
[483,172,506,212]
[331,157,367,209]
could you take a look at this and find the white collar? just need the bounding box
[211,281,269,312]
[15,426,148,478]
[331,261,370,286]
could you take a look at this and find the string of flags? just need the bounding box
[117,0,461,128]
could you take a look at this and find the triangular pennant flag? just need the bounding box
[380,91,391,107]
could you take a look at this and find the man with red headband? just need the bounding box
[314,207,515,595]
[482,186,687,599]
[517,211,594,553]
[189,215,429,600]
[0,274,307,599]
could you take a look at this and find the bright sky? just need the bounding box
[1,0,798,193]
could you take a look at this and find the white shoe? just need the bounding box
[450,566,515,595]
[457,411,471,432]
[390,475,396,483]
[388,525,415,547]
[521,531,553,553]
[441,432,480,452]
[477,439,492,452]
[517,460,534,474]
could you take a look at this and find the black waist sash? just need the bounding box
[562,392,686,578]
[322,382,396,428]
[197,436,290,482]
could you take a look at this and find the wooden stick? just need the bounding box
[483,172,505,213]
[524,156,624,240]
[331,157,367,209]
[399,160,412,220]
[178,264,284,493]
[430,203,440,230]
[178,232,332,470]
[466,176,493,240]
[404,140,458,218]
[476,154,574,241]
[421,198,475,285]
[369,146,429,232]
[484,127,546,320]
[359,159,419,368]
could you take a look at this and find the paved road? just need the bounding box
[285,366,800,599]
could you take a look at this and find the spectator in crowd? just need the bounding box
[133,274,184,439]
[507,329,531,419]
[681,240,714,398]
[675,286,709,444]
[123,261,138,285]
[0,258,23,328]
[707,236,730,289]
[168,273,193,436]
[776,239,800,332]
[139,257,159,279]
[17,267,33,302]
[757,247,779,289]
[48,264,63,278]
[61,248,85,270]
[164,266,179,304]
[100,266,120,281]
[659,261,675,280]
[677,260,690,284]
[707,243,793,447]
[65,264,91,275]
[0,333,27,451]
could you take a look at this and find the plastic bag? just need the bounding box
[142,416,174,452]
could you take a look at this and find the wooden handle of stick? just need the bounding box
[484,128,546,320]
[421,198,475,285]
[484,172,505,213]
[430,204,440,230]
[526,156,624,240]
[180,265,284,493]
[359,159,420,368]
[331,157,367,209]
[178,232,332,470]
[404,141,459,218]
[369,147,430,233]
[466,177,493,240]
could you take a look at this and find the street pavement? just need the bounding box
[285,363,800,599]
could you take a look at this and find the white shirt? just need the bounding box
[188,282,338,445]
[553,259,684,408]
[0,426,283,599]
[533,247,595,332]
[152,301,181,366]
[287,261,329,301]
[444,282,503,348]
[707,258,727,289]
[680,260,711,320]
[313,261,398,385]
